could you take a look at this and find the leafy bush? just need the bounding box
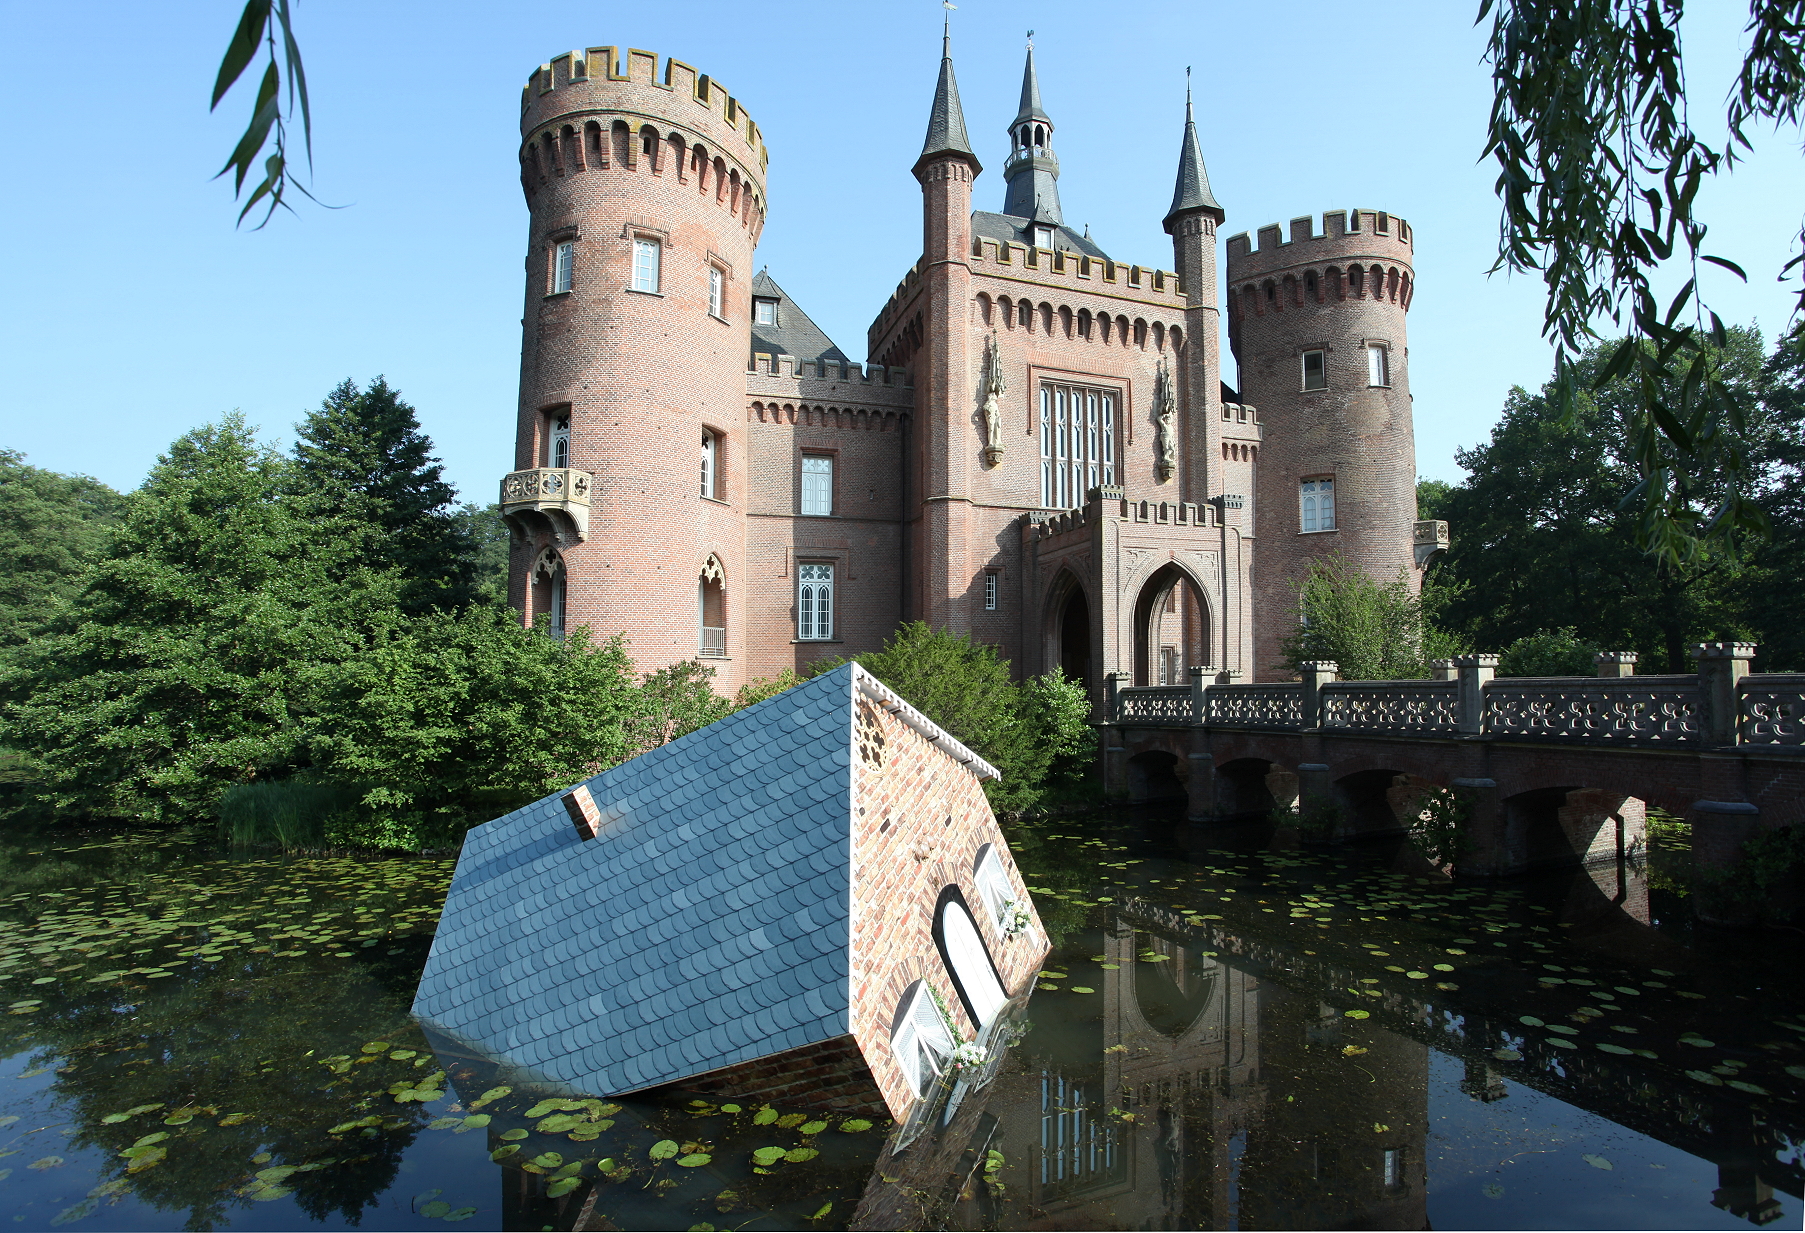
[1278,557,1461,680]
[1401,785,1472,868]
[1498,628,1600,677]
[825,621,1093,815]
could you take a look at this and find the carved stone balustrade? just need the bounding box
[1115,685,1192,723]
[1739,673,1805,745]
[1481,675,1703,744]
[499,467,592,541]
[1204,683,1304,729]
[1321,680,1460,733]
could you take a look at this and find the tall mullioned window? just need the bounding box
[797,563,833,640]
[1300,477,1335,533]
[548,571,567,640]
[548,414,571,468]
[631,238,661,293]
[552,241,574,294]
[984,572,998,610]
[708,267,725,318]
[1301,350,1327,391]
[801,454,833,516]
[700,430,717,499]
[1039,383,1115,509]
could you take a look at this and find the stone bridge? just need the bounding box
[1098,644,1804,881]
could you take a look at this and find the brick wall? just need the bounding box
[847,697,1048,1120]
[1228,211,1419,680]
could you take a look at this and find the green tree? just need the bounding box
[0,415,397,823]
[0,451,125,650]
[1734,329,1805,669]
[453,502,512,602]
[1479,0,1803,562]
[1278,557,1455,681]
[1497,628,1601,677]
[1416,478,1453,521]
[828,621,1090,815]
[290,378,476,613]
[625,660,734,759]
[1432,330,1772,669]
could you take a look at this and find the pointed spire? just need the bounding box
[1164,67,1222,229]
[916,23,980,177]
[1014,35,1051,126]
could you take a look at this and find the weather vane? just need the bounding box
[1027,28,1035,49]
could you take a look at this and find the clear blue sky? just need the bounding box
[2,0,1798,501]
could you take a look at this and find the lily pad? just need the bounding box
[1492,1049,1522,1062]
[1545,1036,1577,1048]
[1344,1009,1370,1020]
[751,1147,786,1166]
[784,1147,819,1163]
[1582,1154,1612,1170]
[649,1140,680,1160]
[1596,1042,1634,1055]
[460,1114,490,1129]
[489,1145,520,1161]
[498,1129,528,1142]
[752,1108,778,1125]
[1727,1080,1771,1095]
[1547,1025,1578,1035]
[798,1121,828,1135]
[1071,986,1097,994]
[28,1156,66,1171]
[421,1200,453,1218]
[1680,1036,1716,1048]
[1432,964,1455,972]
[677,1154,712,1167]
[1519,1015,1545,1027]
[839,1119,873,1132]
[545,1177,582,1198]
[1685,1069,1724,1086]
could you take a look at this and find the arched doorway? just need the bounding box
[1057,584,1091,692]
[697,555,725,658]
[1131,564,1210,685]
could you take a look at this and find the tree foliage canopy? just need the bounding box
[1479,0,1805,562]
[1277,558,1459,681]
[0,450,124,650]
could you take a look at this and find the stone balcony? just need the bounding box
[499,467,592,542]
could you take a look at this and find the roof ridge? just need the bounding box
[849,663,1001,781]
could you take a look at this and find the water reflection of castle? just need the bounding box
[852,908,1431,1231]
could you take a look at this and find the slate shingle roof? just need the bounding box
[413,666,863,1096]
[749,271,850,369]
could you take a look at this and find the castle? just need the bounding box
[499,36,1441,696]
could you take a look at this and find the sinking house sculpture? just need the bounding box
[413,663,1049,1119]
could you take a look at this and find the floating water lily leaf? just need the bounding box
[1582,1154,1612,1171]
[1406,971,1428,980]
[460,1114,491,1129]
[29,1156,66,1171]
[132,1132,169,1148]
[1680,1037,1715,1048]
[1727,1080,1771,1095]
[545,1177,582,1198]
[1547,1025,1578,1035]
[1596,1042,1634,1055]
[776,1114,807,1129]
[415,1190,444,1205]
[1037,982,1058,990]
[1677,990,1706,999]
[798,1121,828,1135]
[1492,1049,1522,1062]
[752,1108,779,1126]
[536,1114,581,1133]
[360,1041,390,1053]
[552,1162,584,1179]
[1344,1009,1369,1019]
[751,1147,786,1166]
[422,1200,453,1218]
[428,1117,461,1130]
[677,1154,712,1167]
[125,1148,165,1173]
[255,1166,298,1184]
[470,1086,510,1108]
[1685,1070,1724,1086]
[719,1104,742,1114]
[649,1140,680,1160]
[389,1049,417,1060]
[1546,1037,1577,1049]
[1342,1045,1368,1056]
[489,1145,520,1161]
[1432,963,1455,972]
[784,1147,819,1163]
[218,1113,255,1126]
[163,1110,195,1125]
[249,1185,293,1201]
[1785,1066,1805,1081]
[530,1152,563,1169]
[1071,986,1097,994]
[1435,982,1460,991]
[840,1119,873,1132]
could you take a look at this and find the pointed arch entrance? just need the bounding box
[1045,570,1092,693]
[1132,563,1210,685]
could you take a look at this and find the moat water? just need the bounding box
[0,811,1799,1231]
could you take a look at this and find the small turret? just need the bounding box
[1002,37,1062,223]
[914,27,980,179]
[1163,75,1223,232]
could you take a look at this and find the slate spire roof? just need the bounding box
[915,27,980,177]
[1165,75,1223,227]
[1013,45,1051,126]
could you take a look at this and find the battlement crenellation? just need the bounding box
[521,46,768,172]
[1224,210,1413,278]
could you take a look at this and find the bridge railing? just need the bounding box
[1482,675,1703,744]
[1205,683,1304,729]
[1321,680,1460,733]
[1105,643,1800,750]
[1739,673,1805,745]
[1114,685,1192,723]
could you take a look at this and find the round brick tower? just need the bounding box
[1226,210,1418,680]
[503,46,767,687]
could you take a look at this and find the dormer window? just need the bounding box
[1034,225,1055,249]
[754,298,777,326]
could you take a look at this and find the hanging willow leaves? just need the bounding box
[210,0,324,226]
[1477,0,1804,562]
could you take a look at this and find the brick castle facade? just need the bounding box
[500,38,1439,695]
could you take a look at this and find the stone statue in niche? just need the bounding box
[1153,357,1177,483]
[980,333,1006,467]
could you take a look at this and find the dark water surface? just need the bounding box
[0,814,1799,1231]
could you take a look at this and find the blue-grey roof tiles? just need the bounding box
[413,664,896,1097]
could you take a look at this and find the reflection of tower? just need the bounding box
[1227,212,1418,679]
